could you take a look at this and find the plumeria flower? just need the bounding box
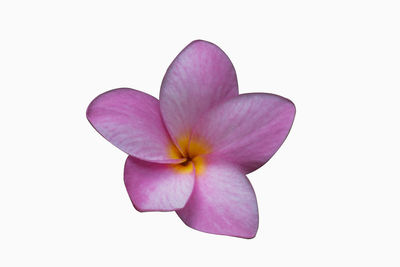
[87,40,295,238]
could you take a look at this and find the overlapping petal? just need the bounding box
[176,161,259,238]
[190,93,296,173]
[124,156,195,212]
[160,40,238,152]
[87,88,184,163]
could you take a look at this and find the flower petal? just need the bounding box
[191,93,295,173]
[87,88,184,163]
[176,161,258,238]
[160,40,238,151]
[124,156,195,212]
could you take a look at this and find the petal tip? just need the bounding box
[186,39,219,49]
[178,217,259,239]
[86,87,135,120]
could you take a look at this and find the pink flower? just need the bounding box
[87,40,295,238]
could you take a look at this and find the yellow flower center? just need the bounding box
[169,135,209,175]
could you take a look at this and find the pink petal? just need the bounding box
[87,88,184,163]
[124,156,195,212]
[160,40,238,151]
[177,161,258,238]
[191,93,295,173]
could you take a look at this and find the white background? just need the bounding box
[1,0,399,266]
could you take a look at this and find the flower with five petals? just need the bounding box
[87,40,295,238]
